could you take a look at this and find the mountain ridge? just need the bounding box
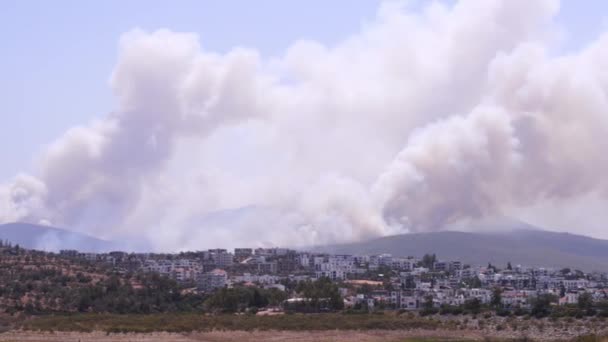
[312,229,608,272]
[0,222,146,252]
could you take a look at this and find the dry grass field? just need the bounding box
[0,330,482,342]
[2,312,608,342]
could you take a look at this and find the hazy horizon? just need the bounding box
[3,0,608,251]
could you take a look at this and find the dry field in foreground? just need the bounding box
[0,330,485,342]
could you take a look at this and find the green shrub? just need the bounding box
[496,308,511,317]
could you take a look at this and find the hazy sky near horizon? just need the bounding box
[2,0,608,250]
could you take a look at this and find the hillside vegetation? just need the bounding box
[0,243,203,314]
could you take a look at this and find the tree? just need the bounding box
[205,288,247,313]
[464,298,481,314]
[559,285,566,298]
[577,292,593,311]
[596,299,608,316]
[530,294,557,318]
[464,276,482,289]
[249,288,268,308]
[420,294,437,316]
[295,277,344,312]
[422,295,434,311]
[24,301,35,315]
[420,254,436,269]
[266,288,287,306]
[491,287,503,308]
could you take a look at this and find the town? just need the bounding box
[58,246,608,314]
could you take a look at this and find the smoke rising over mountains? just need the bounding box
[2,0,608,250]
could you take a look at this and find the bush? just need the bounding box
[343,309,367,315]
[597,310,608,318]
[419,308,438,316]
[439,306,462,315]
[585,308,597,317]
[496,308,511,317]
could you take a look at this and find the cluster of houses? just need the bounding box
[59,247,608,310]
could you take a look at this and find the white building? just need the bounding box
[199,269,228,291]
[212,252,234,267]
[466,288,492,304]
[143,259,202,282]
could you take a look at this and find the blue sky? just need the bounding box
[1,0,607,180]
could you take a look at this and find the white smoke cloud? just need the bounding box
[0,174,48,224]
[2,0,608,250]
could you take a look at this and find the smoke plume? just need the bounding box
[2,0,608,249]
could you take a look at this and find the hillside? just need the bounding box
[0,242,203,315]
[314,229,608,272]
[0,222,121,252]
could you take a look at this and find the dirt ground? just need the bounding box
[0,330,483,342]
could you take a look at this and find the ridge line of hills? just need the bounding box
[0,222,148,253]
[313,229,608,272]
[2,221,608,272]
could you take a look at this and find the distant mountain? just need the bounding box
[313,229,608,272]
[0,222,142,252]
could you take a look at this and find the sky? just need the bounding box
[2,0,608,250]
[2,0,607,180]
[1,0,383,179]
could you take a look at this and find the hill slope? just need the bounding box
[0,222,123,252]
[314,229,608,272]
